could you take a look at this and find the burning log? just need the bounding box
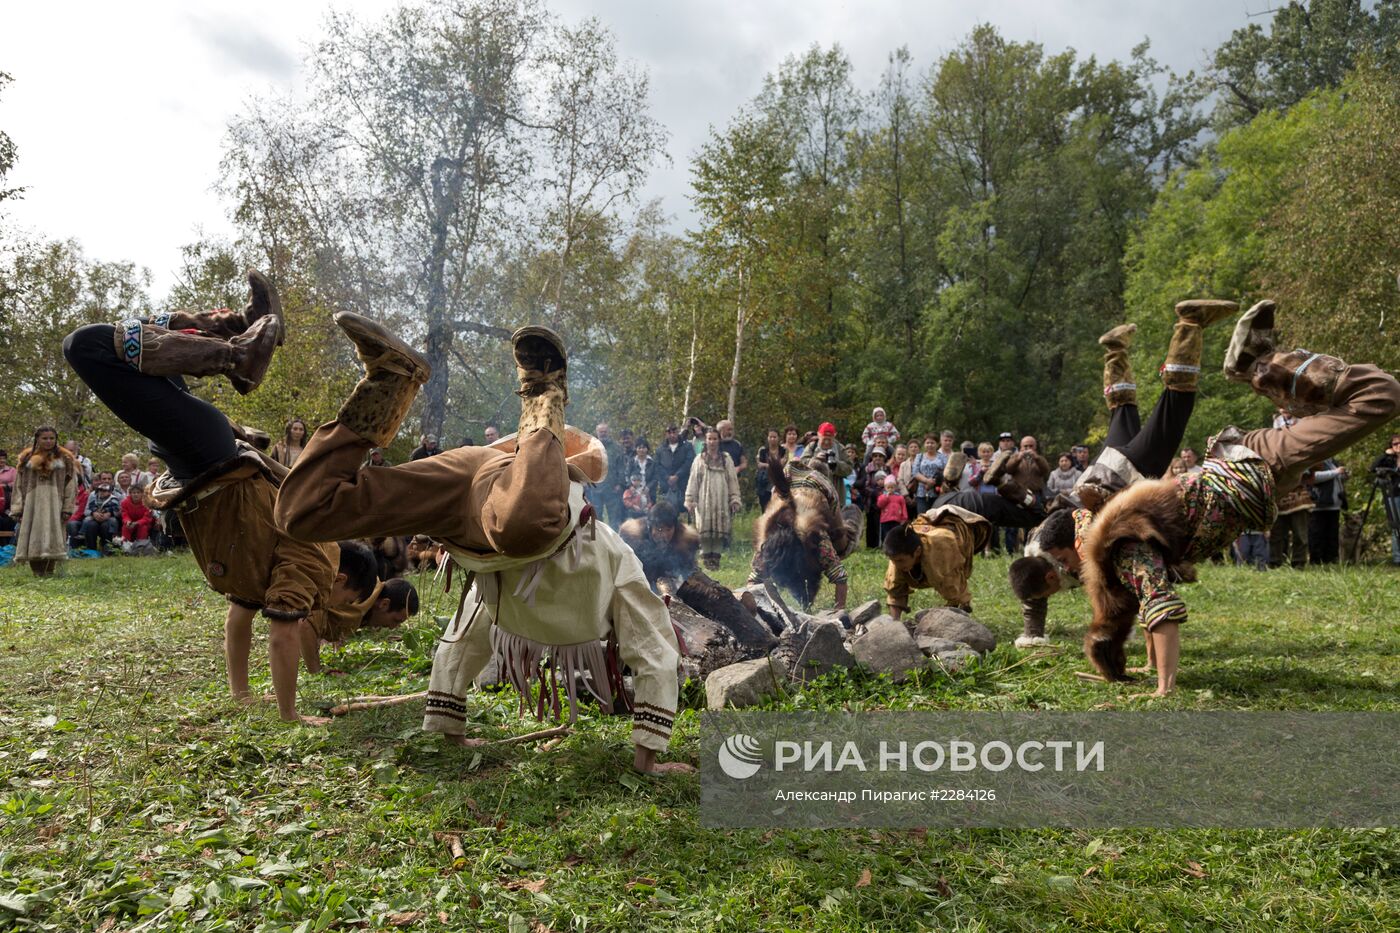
[676,571,777,650]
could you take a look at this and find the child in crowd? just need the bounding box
[119,484,157,555]
[877,474,909,545]
[861,407,900,453]
[623,471,651,520]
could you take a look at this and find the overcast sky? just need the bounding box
[1,0,1261,294]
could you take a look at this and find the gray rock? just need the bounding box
[811,608,854,631]
[790,621,857,683]
[849,616,927,683]
[915,636,965,657]
[932,647,982,673]
[848,600,882,628]
[705,657,791,710]
[912,607,996,655]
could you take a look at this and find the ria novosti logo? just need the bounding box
[717,733,763,779]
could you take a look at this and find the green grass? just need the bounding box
[2,518,1398,931]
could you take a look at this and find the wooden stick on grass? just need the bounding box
[492,725,571,746]
[326,690,428,716]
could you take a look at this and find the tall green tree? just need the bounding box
[1122,90,1337,452]
[909,27,1195,450]
[0,238,150,460]
[1208,0,1400,128]
[690,109,793,426]
[1259,61,1400,381]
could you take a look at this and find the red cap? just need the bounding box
[818,422,837,437]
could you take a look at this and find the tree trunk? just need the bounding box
[682,298,699,421]
[421,157,463,437]
[727,263,746,425]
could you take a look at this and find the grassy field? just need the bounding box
[2,517,1398,932]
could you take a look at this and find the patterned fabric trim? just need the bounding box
[151,312,173,329]
[633,707,674,729]
[1162,363,1201,374]
[119,319,144,371]
[1104,382,1137,395]
[635,722,671,741]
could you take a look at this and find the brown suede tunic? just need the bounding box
[167,460,338,619]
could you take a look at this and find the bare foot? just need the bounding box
[236,693,277,706]
[1126,666,1155,675]
[445,734,488,747]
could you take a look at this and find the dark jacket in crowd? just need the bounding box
[655,439,695,500]
[719,438,747,474]
[84,491,125,521]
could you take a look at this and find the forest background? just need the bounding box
[2,0,1398,464]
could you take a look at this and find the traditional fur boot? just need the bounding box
[942,451,968,490]
[332,312,432,448]
[981,449,1013,489]
[1014,597,1049,649]
[1098,323,1137,409]
[982,449,1043,509]
[1222,300,1348,415]
[115,315,281,395]
[1222,299,1276,381]
[513,325,568,442]
[1163,299,1237,391]
[149,270,284,345]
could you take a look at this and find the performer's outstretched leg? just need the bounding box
[1099,323,1141,448]
[275,314,571,557]
[63,324,240,478]
[1227,302,1400,490]
[1077,300,1234,509]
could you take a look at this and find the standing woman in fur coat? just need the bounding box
[11,426,78,576]
[269,418,309,467]
[685,427,742,569]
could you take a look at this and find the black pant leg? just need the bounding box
[1116,389,1195,479]
[63,324,235,481]
[1103,403,1142,450]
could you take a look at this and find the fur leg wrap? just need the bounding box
[332,312,431,447]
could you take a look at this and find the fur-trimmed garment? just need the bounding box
[12,448,78,564]
[749,459,859,608]
[1081,458,1274,679]
[619,517,699,589]
[422,428,681,753]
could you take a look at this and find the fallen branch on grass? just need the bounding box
[493,725,571,746]
[325,691,428,716]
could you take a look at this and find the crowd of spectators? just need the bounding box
[0,437,177,560]
[11,414,1394,576]
[566,409,1399,569]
